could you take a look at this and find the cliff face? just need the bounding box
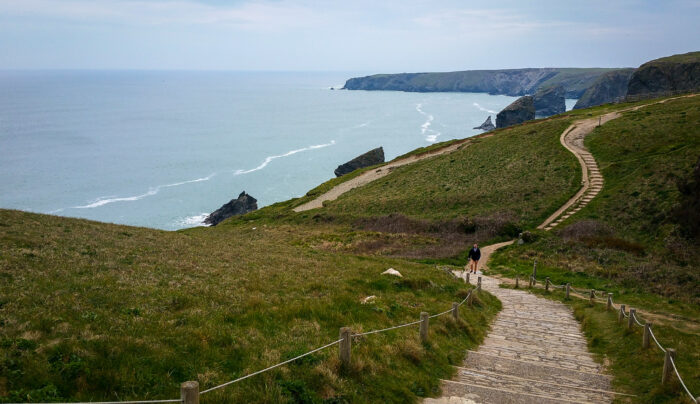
[473,116,495,131]
[574,69,635,109]
[496,96,535,128]
[533,85,565,117]
[335,147,385,177]
[343,68,625,98]
[627,51,700,96]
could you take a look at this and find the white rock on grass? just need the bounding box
[361,295,376,304]
[381,268,402,277]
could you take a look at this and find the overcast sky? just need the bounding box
[1,0,699,71]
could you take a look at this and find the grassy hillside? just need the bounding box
[489,95,700,402]
[2,93,698,403]
[0,210,499,403]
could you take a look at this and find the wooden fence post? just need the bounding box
[533,259,537,279]
[528,276,533,288]
[589,289,595,305]
[477,276,482,291]
[643,323,652,349]
[565,283,570,299]
[468,290,473,306]
[628,308,636,330]
[339,327,351,368]
[545,277,550,292]
[420,312,429,342]
[452,302,459,321]
[181,381,199,404]
[515,275,519,289]
[662,348,676,385]
[607,293,613,311]
[618,304,626,324]
[466,272,470,285]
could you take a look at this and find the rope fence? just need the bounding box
[12,274,479,404]
[523,263,697,403]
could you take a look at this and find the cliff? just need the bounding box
[496,96,535,128]
[335,147,385,177]
[343,68,625,98]
[574,69,635,109]
[533,85,565,117]
[627,51,700,96]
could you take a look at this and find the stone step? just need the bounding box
[440,379,595,404]
[464,351,611,390]
[453,368,619,403]
[483,334,590,355]
[476,345,600,371]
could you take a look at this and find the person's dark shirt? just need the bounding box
[468,247,481,260]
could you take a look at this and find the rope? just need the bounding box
[459,290,473,306]
[9,400,182,404]
[353,320,422,337]
[669,355,698,403]
[632,312,645,327]
[648,328,666,353]
[200,338,342,394]
[429,308,453,319]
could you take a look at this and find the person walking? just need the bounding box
[467,243,481,274]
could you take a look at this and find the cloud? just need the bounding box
[0,0,326,30]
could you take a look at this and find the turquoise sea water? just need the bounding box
[0,71,574,230]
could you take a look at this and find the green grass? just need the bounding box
[319,117,580,226]
[504,285,699,403]
[0,210,499,403]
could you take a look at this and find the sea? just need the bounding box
[0,71,577,230]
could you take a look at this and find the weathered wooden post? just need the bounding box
[528,275,534,288]
[628,308,636,330]
[607,293,613,311]
[643,323,652,349]
[662,348,676,385]
[477,276,482,291]
[181,381,199,404]
[565,283,570,299]
[589,289,595,305]
[545,277,550,292]
[339,327,352,368]
[466,272,470,285]
[420,312,429,342]
[618,304,626,324]
[467,290,473,306]
[515,275,519,289]
[533,259,537,279]
[452,302,459,321]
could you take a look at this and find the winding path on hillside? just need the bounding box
[425,97,699,403]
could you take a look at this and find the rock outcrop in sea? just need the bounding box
[533,85,565,117]
[204,191,258,226]
[335,147,385,177]
[574,69,635,109]
[627,51,700,96]
[496,96,535,128]
[473,116,495,131]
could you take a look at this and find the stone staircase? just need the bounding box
[425,275,621,404]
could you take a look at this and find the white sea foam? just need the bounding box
[416,103,440,142]
[177,213,210,227]
[72,173,216,209]
[233,140,336,175]
[473,102,496,114]
[353,121,370,128]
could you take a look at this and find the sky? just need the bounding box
[1,0,699,71]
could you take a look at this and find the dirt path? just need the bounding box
[293,138,478,212]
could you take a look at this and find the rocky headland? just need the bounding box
[335,147,385,177]
[533,85,565,117]
[496,96,535,128]
[574,69,635,109]
[627,51,700,96]
[204,191,258,226]
[342,68,625,98]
